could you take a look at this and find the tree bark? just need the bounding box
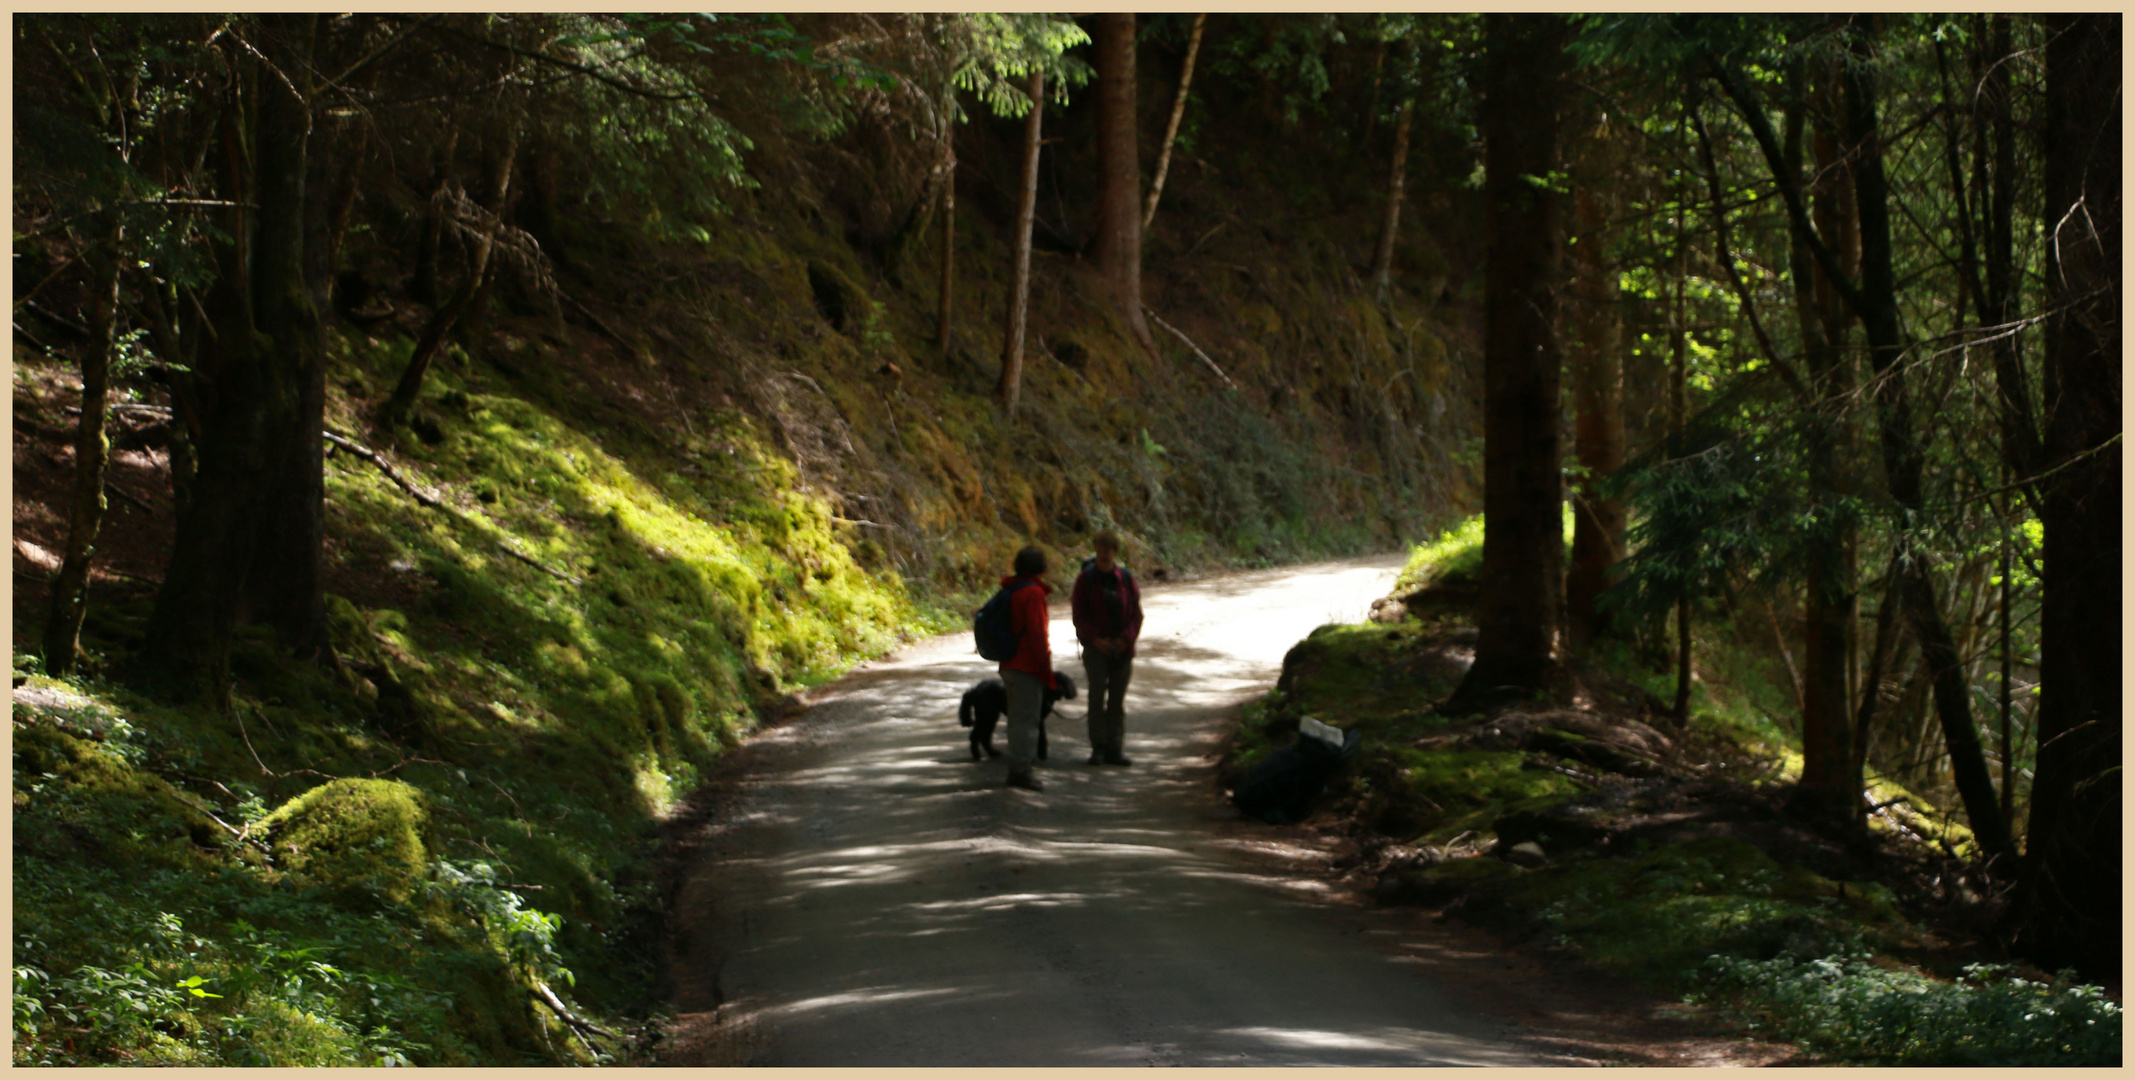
[139,14,324,705]
[1790,61,1860,820]
[1670,169,1693,726]
[1452,14,1570,706]
[1092,12,1159,360]
[936,76,957,354]
[1840,34,2013,861]
[1371,97,1416,308]
[1142,12,1204,231]
[1566,142,1624,649]
[43,228,123,675]
[999,70,1045,417]
[1978,15,2042,493]
[2015,11,2121,979]
[1852,554,1904,784]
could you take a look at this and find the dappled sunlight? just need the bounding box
[672,553,1533,1065]
[1214,1024,1527,1065]
[763,985,967,1017]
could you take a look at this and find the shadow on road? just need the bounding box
[665,554,1538,1066]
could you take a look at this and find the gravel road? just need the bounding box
[663,553,1543,1066]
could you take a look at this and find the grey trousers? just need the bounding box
[1083,649,1133,757]
[1001,668,1044,772]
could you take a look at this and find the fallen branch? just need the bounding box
[322,430,583,585]
[561,292,632,349]
[1527,758,1603,786]
[323,430,446,509]
[1143,307,1237,389]
[534,981,620,1040]
[495,538,581,585]
[105,485,157,515]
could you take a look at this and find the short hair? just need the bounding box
[1013,545,1047,577]
[1092,530,1122,553]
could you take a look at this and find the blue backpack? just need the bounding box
[973,580,1037,661]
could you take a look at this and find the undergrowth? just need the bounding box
[13,320,934,1063]
[1226,512,2118,1066]
[1693,955,2121,1065]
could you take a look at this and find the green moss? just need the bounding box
[11,722,232,868]
[258,779,431,904]
[1395,513,1487,593]
[1440,836,1912,991]
[1402,746,1577,806]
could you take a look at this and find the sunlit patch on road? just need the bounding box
[667,554,1545,1065]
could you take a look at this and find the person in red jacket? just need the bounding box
[998,545,1056,791]
[1070,530,1143,766]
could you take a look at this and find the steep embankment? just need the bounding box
[13,27,1482,1065]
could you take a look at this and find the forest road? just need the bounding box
[663,552,1541,1066]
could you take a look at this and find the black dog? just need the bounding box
[958,672,1076,762]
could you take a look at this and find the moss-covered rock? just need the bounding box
[258,778,431,903]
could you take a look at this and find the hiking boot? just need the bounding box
[1087,752,1105,766]
[1103,754,1133,767]
[1007,769,1044,791]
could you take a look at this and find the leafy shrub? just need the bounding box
[1693,954,2122,1065]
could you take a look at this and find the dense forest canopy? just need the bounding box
[11,12,2117,1066]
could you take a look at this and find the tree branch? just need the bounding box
[1708,60,1870,321]
[427,22,693,101]
[1688,102,1809,401]
[1144,307,1236,389]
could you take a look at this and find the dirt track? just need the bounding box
[660,554,1587,1065]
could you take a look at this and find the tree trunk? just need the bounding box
[2015,11,2121,979]
[43,229,122,675]
[999,70,1044,417]
[1452,14,1570,706]
[1566,162,1624,648]
[241,14,332,661]
[1852,554,1904,784]
[1979,15,2042,493]
[936,77,957,354]
[1670,169,1692,726]
[139,15,324,706]
[1092,12,1159,360]
[1997,477,2014,826]
[1371,97,1416,308]
[1790,62,1860,820]
[382,126,516,432]
[1142,12,1205,231]
[1840,35,2013,861]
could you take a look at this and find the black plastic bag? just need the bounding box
[1232,724,1363,825]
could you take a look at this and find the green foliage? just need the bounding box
[1395,513,1486,592]
[1460,837,1909,989]
[950,13,1093,119]
[1603,413,1863,626]
[1693,955,2123,1065]
[1213,14,1348,125]
[1393,508,1574,595]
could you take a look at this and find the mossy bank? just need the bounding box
[1220,517,2119,1065]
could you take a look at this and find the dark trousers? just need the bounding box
[1083,649,1133,758]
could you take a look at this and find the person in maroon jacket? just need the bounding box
[998,545,1056,791]
[1070,530,1143,766]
